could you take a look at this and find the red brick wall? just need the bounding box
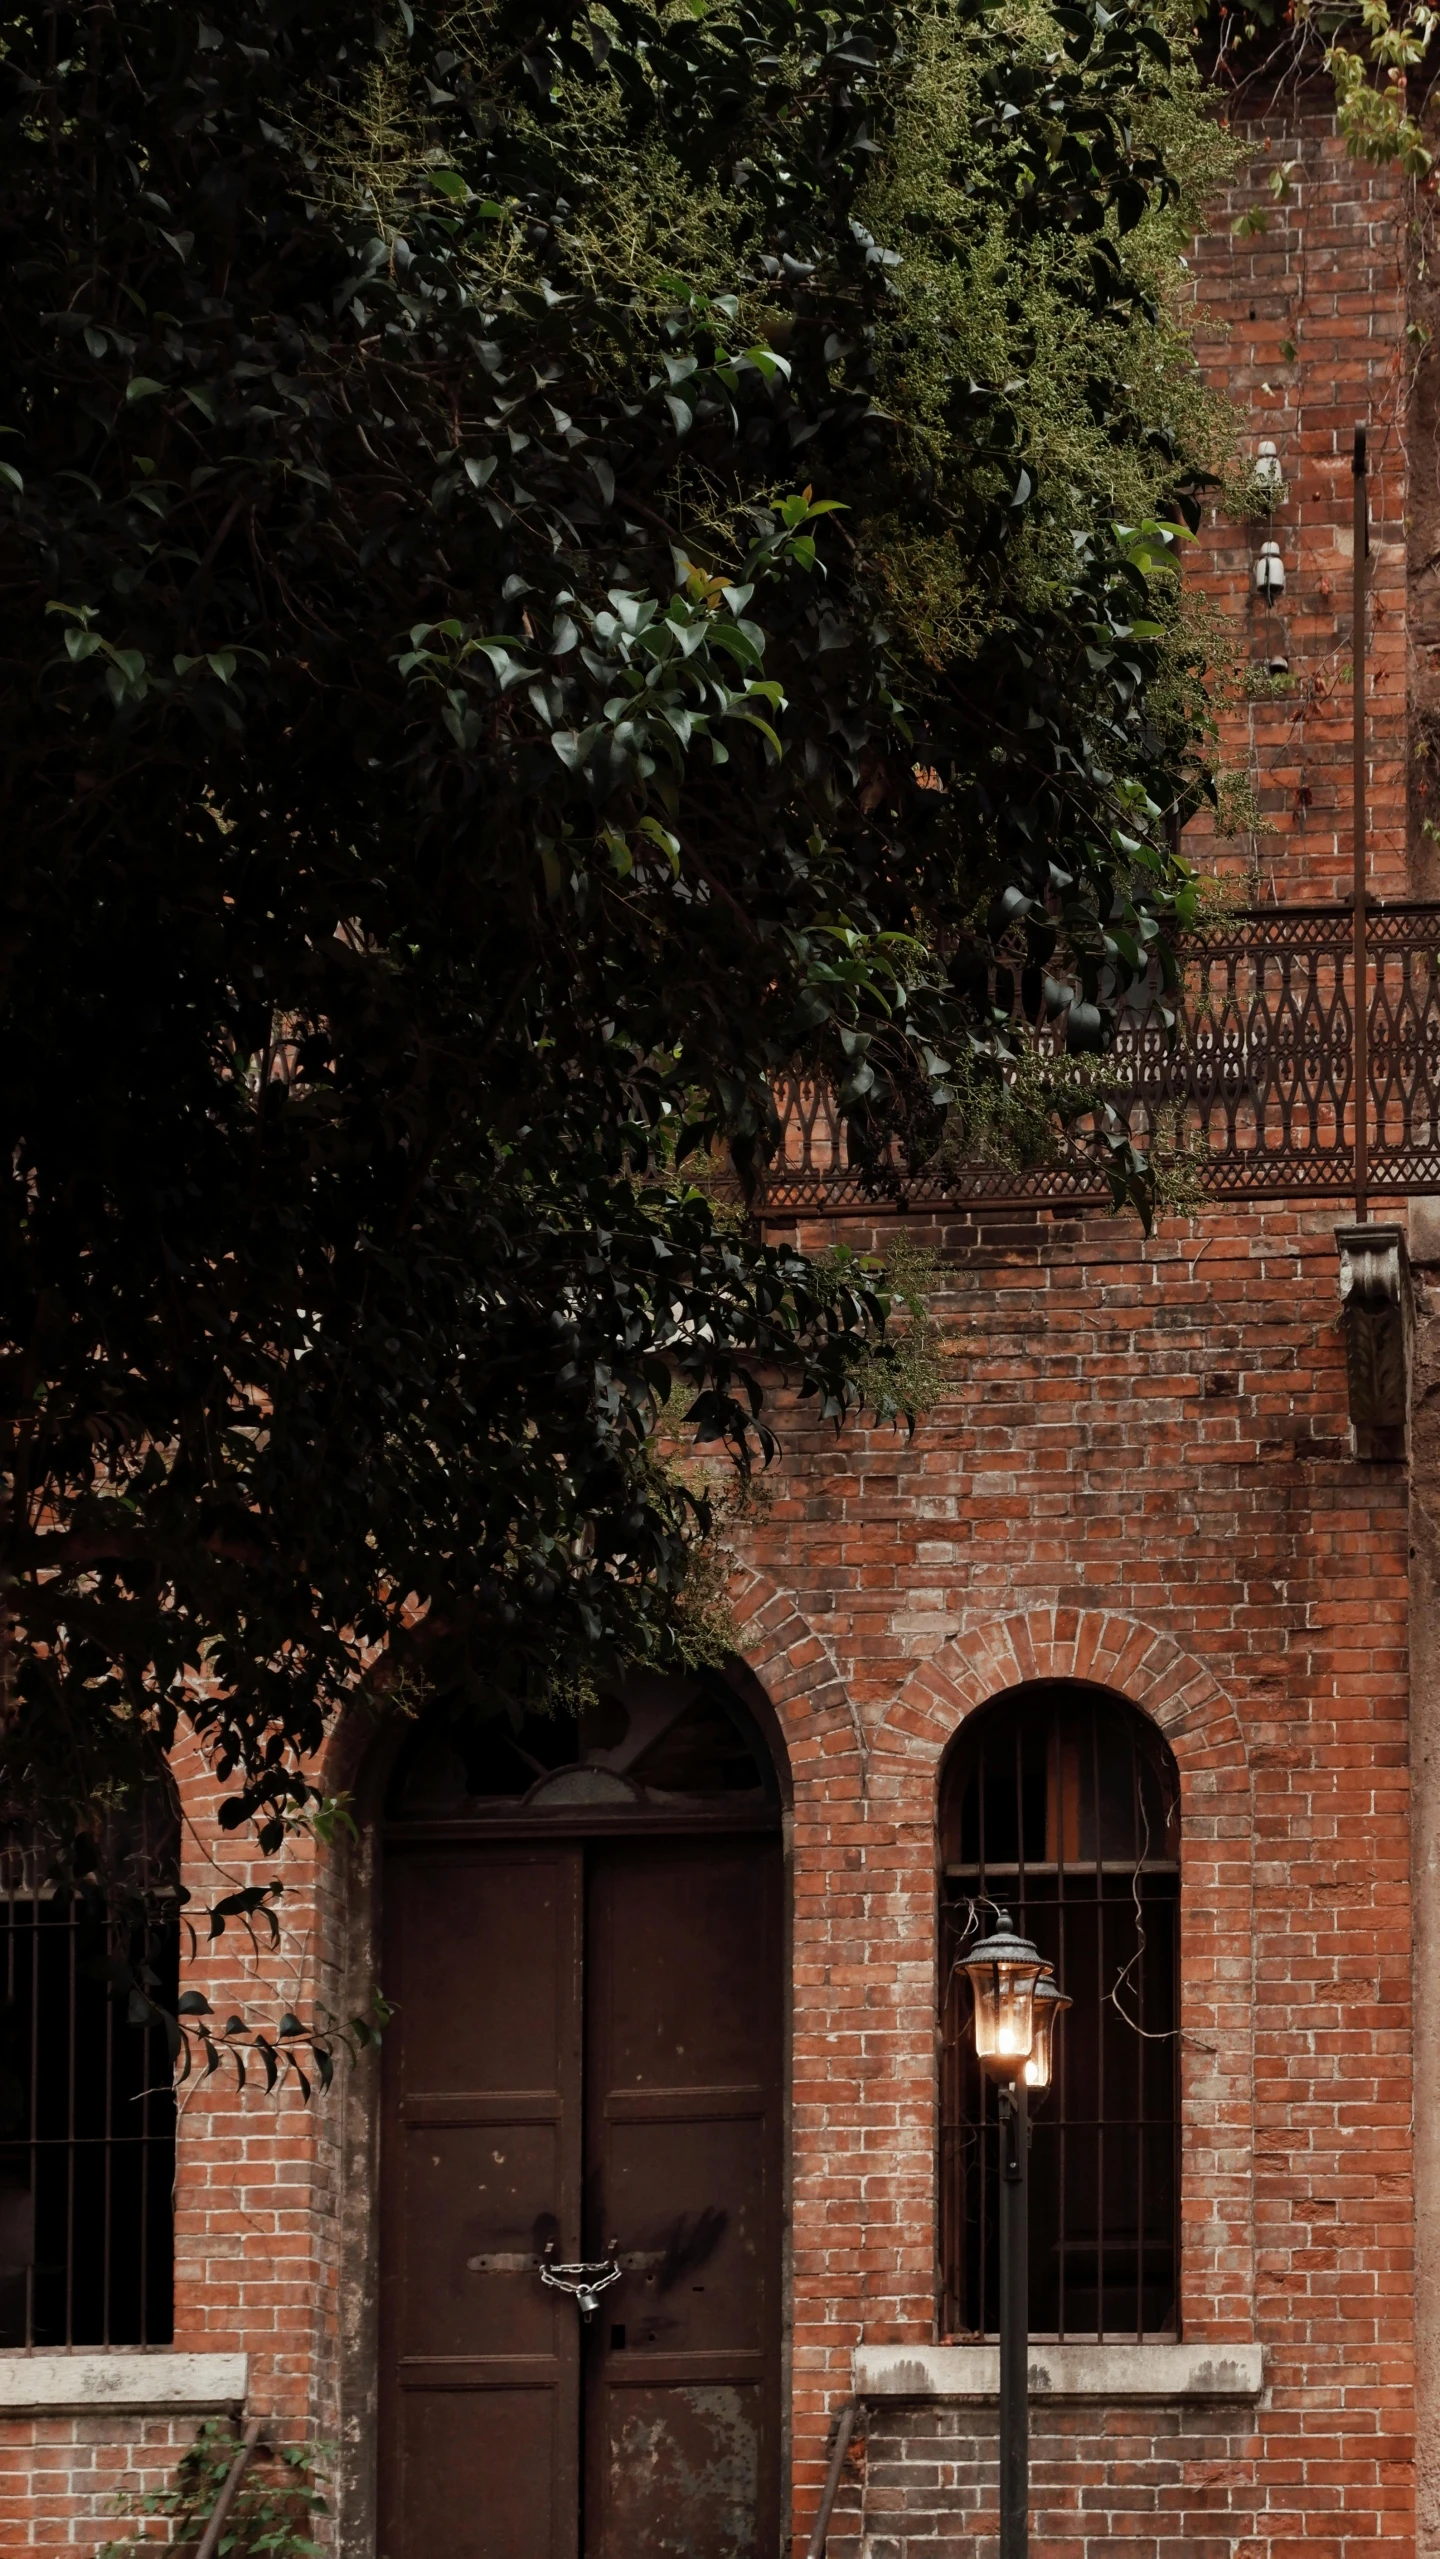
[2,2420,213,2559]
[1,93,1424,2559]
[827,2400,1267,2559]
[169,1750,338,2418]
[1183,106,1408,901]
[743,1200,1413,2556]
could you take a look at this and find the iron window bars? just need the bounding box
[0,1815,178,2348]
[940,1684,1181,2341]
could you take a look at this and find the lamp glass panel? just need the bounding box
[966,1956,1039,2062]
[1024,1990,1070,2091]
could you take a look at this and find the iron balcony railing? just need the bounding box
[760,900,1440,1216]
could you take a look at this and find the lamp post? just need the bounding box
[959,1913,1068,2559]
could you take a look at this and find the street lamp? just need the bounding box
[959,1912,1067,2559]
[959,1909,1045,2067]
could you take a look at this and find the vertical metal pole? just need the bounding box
[64,1897,76,2345]
[1353,422,1369,1225]
[26,1887,38,2346]
[998,2079,1029,2559]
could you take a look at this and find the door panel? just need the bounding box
[379,1846,583,2559]
[393,1857,574,2093]
[595,1845,778,2086]
[604,2116,769,2348]
[601,2382,765,2559]
[397,2121,566,2356]
[583,1838,783,2559]
[396,2388,566,2559]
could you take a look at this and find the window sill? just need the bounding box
[0,2351,247,2416]
[854,2342,1264,2403]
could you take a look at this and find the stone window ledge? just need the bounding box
[0,2351,247,2416]
[854,2342,1264,2403]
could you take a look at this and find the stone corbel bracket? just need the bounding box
[1336,1222,1412,1461]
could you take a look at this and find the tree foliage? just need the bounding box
[99,2419,327,2559]
[0,0,1222,1880]
[1326,0,1436,171]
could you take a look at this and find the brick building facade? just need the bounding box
[4,85,1436,2559]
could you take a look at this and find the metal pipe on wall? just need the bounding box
[194,2418,267,2559]
[805,2401,859,2559]
[1354,422,1369,1225]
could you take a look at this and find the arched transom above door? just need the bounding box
[387,1666,783,1829]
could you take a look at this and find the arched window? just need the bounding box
[939,1684,1180,2341]
[0,1782,179,2348]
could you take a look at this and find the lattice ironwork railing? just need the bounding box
[759,901,1440,1216]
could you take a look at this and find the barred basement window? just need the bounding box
[940,1683,1181,2341]
[0,1795,179,2348]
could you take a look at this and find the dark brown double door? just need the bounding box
[378,1833,783,2559]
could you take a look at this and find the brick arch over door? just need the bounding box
[869,1608,1257,2355]
[728,1559,861,1785]
[728,1564,876,2556]
[320,1577,834,2559]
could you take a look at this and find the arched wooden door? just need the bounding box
[377,1671,785,2559]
